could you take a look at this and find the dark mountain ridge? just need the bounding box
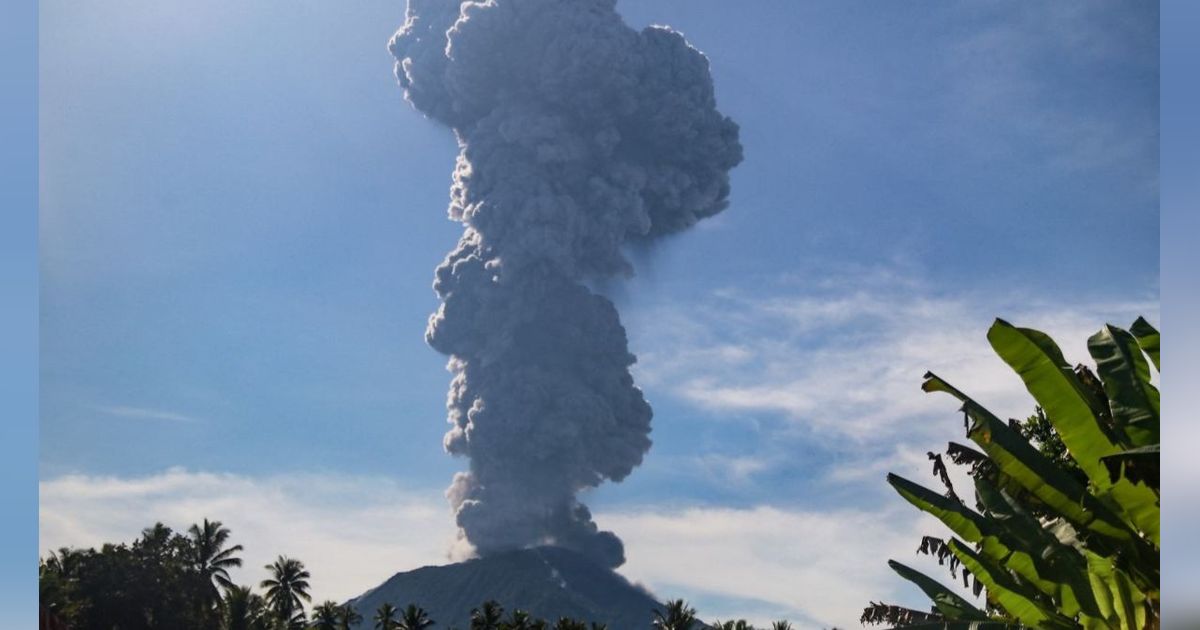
[346,546,664,629]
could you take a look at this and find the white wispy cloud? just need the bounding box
[630,273,1157,446]
[95,405,200,424]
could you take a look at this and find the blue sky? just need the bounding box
[39,1,1159,627]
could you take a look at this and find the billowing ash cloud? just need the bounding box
[390,0,742,569]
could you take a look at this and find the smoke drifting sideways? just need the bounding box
[390,0,742,569]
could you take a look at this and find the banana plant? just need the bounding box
[863,318,1159,629]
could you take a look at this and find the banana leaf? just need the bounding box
[983,322,1160,545]
[973,478,1101,619]
[987,319,1119,487]
[1088,324,1159,447]
[888,474,986,541]
[922,372,1132,542]
[1101,445,1159,490]
[945,539,1075,629]
[1129,317,1160,371]
[1087,551,1148,630]
[888,560,990,621]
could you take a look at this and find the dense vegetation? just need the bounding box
[863,318,1160,629]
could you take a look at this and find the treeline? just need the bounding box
[38,521,812,630]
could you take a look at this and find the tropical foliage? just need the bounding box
[863,318,1160,629]
[652,599,698,630]
[262,556,314,627]
[39,523,223,629]
[374,602,400,630]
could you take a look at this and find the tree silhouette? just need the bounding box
[260,556,312,625]
[222,585,270,630]
[312,601,345,630]
[652,600,698,630]
[340,603,365,629]
[188,518,244,623]
[399,603,436,630]
[374,602,400,630]
[470,601,504,630]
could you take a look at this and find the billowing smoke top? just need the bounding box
[390,0,742,568]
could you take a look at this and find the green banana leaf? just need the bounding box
[1087,551,1148,630]
[888,474,985,541]
[1101,445,1159,490]
[973,478,1102,619]
[922,372,1132,542]
[1088,324,1159,446]
[985,321,1160,545]
[946,539,1075,629]
[888,474,1066,607]
[888,560,990,621]
[1129,317,1160,371]
[987,319,1118,487]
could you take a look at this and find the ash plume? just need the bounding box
[390,0,742,569]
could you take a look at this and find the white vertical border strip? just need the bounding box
[1161,0,1198,623]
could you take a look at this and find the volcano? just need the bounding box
[345,547,665,629]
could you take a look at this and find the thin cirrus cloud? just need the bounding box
[95,405,200,424]
[628,276,1158,445]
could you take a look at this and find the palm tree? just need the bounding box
[340,603,364,630]
[470,601,504,630]
[771,622,793,630]
[189,519,244,606]
[652,599,697,630]
[552,618,586,630]
[222,585,269,630]
[501,610,534,630]
[374,602,400,630]
[260,556,312,624]
[312,601,345,630]
[399,604,435,630]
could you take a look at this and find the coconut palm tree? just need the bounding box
[222,585,269,630]
[399,604,435,630]
[374,602,400,630]
[312,601,345,630]
[652,600,697,630]
[770,622,793,630]
[340,603,364,629]
[260,556,312,624]
[470,601,504,630]
[189,519,244,604]
[501,610,535,630]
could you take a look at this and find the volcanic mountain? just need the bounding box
[345,546,665,629]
